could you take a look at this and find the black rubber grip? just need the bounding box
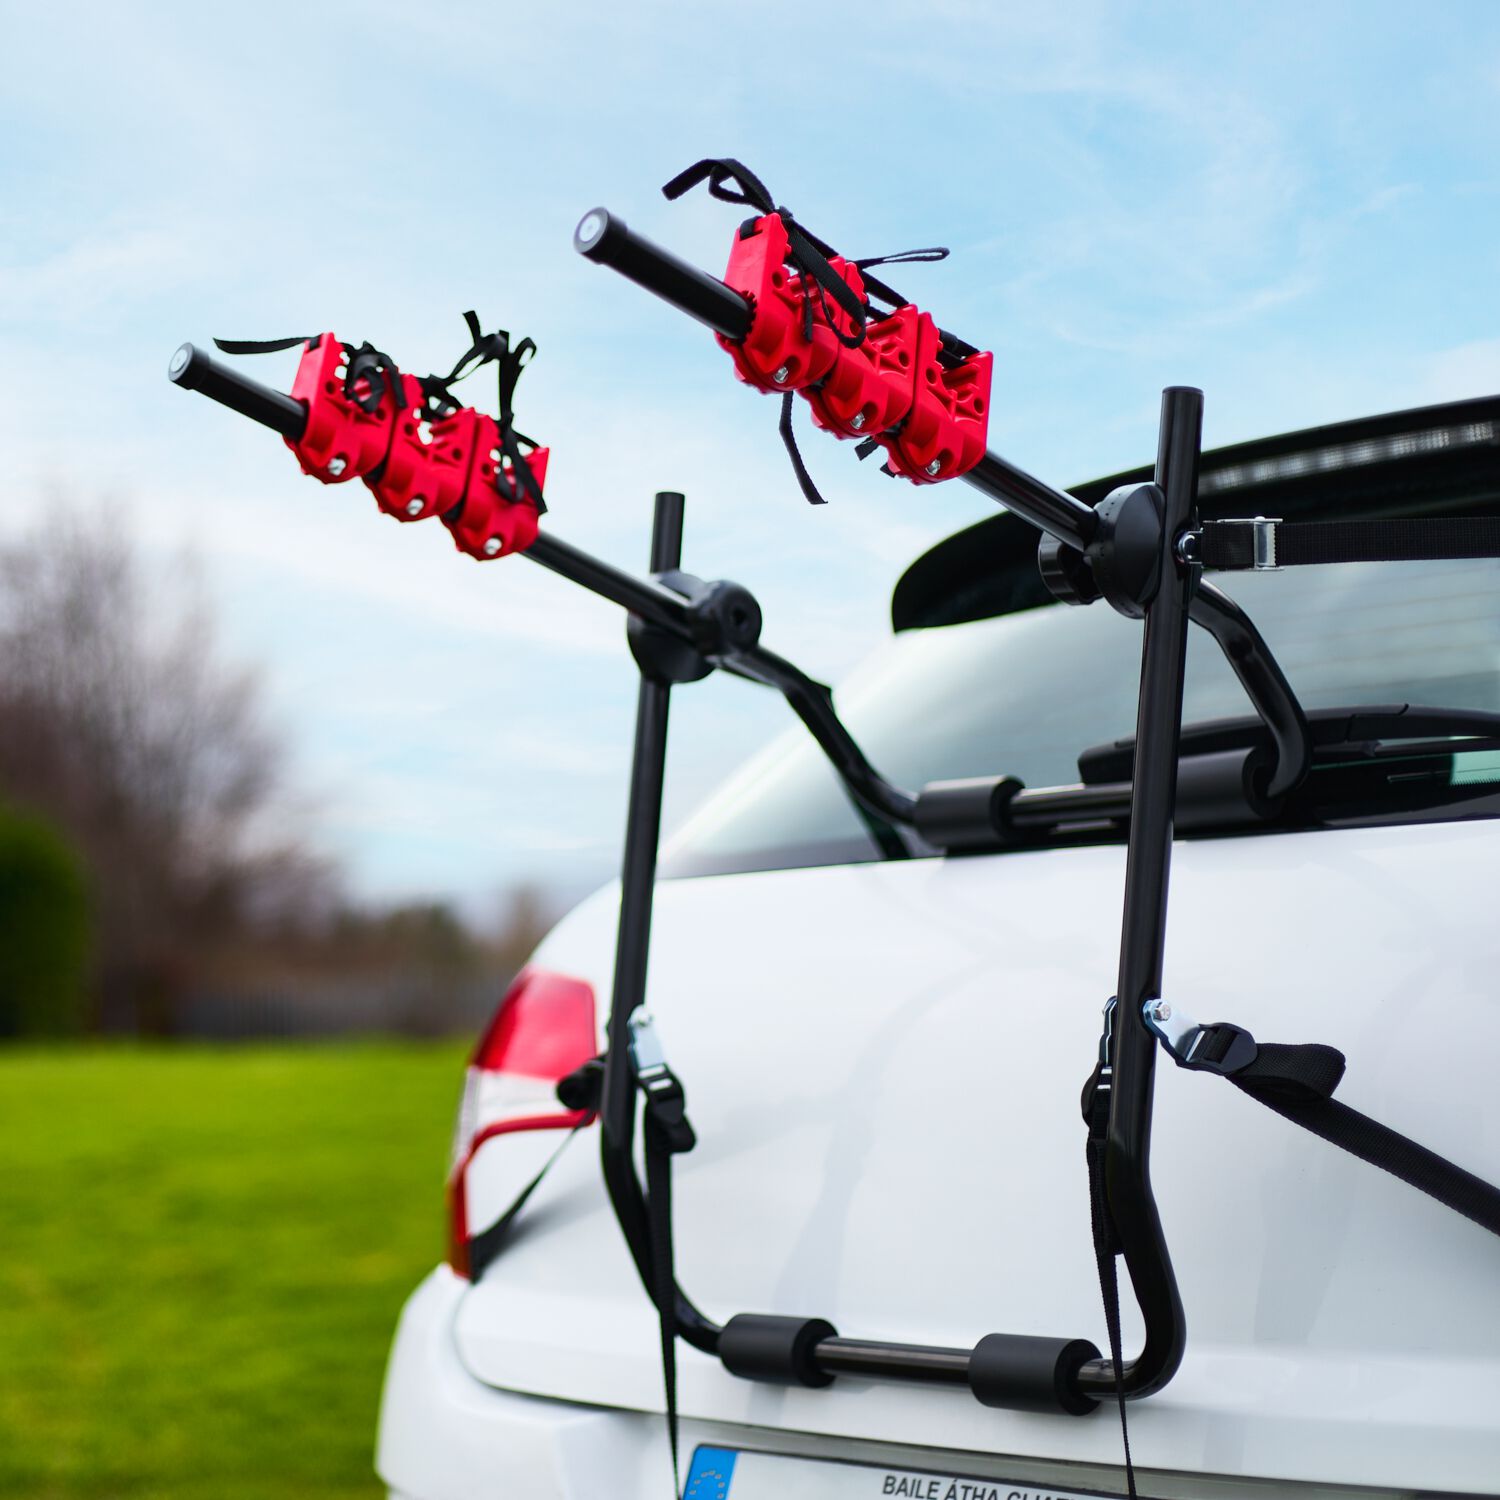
[573,208,752,343]
[718,1313,837,1388]
[967,1332,1101,1415]
[912,775,1023,851]
[168,343,307,441]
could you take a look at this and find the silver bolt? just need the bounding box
[850,413,866,431]
[925,458,942,476]
[483,537,503,557]
[1175,531,1199,565]
[406,497,425,517]
[327,456,348,477]
[1146,1000,1172,1023]
[773,365,791,384]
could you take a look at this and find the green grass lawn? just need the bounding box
[0,1041,468,1500]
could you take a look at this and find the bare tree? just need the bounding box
[0,499,323,1030]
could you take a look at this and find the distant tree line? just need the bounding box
[0,503,553,1039]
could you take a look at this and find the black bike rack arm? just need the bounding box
[1188,581,1311,799]
[1075,388,1201,1400]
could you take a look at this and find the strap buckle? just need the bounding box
[628,1013,696,1153]
[1202,516,1282,571]
[1080,997,1118,1128]
[1141,998,1258,1076]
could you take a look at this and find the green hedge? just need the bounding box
[0,808,90,1037]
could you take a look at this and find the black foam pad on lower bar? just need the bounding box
[718,1313,838,1388]
[967,1332,1101,1415]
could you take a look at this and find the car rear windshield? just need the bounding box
[662,401,1500,878]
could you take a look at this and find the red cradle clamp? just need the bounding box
[804,303,918,441]
[369,373,483,523]
[286,334,399,483]
[718,213,864,393]
[442,433,547,561]
[879,313,992,484]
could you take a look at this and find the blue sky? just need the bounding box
[2,1,1497,914]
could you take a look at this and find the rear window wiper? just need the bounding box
[1079,702,1500,782]
[913,704,1500,853]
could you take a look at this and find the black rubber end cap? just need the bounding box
[968,1332,1101,1415]
[168,342,202,388]
[574,207,614,258]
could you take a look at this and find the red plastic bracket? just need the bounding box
[803,303,919,442]
[717,214,865,394]
[714,216,994,484]
[877,313,992,484]
[368,373,482,522]
[442,432,548,560]
[352,372,547,558]
[286,334,398,483]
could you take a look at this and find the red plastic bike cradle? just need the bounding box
[718,213,866,393]
[441,426,549,561]
[877,312,993,484]
[285,334,399,483]
[802,302,920,441]
[367,373,486,523]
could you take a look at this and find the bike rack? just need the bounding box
[168,225,1314,1414]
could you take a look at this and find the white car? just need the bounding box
[377,395,1500,1499]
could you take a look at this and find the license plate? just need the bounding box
[683,1446,1120,1500]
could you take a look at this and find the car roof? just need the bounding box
[892,393,1500,632]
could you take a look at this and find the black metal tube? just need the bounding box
[964,452,1099,554]
[650,490,686,573]
[1189,581,1311,800]
[168,342,307,439]
[1078,387,1202,1402]
[573,209,1100,552]
[525,538,916,825]
[1007,781,1131,830]
[813,1337,971,1384]
[168,334,918,833]
[734,644,917,826]
[597,494,719,1353]
[526,533,694,636]
[575,209,751,342]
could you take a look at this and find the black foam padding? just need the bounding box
[967,1332,1101,1415]
[718,1313,838,1388]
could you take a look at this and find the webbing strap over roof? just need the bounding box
[1144,1002,1500,1238]
[1198,514,1500,571]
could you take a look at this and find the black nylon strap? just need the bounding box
[1201,517,1500,570]
[215,333,403,414]
[1083,1063,1137,1499]
[492,333,546,513]
[345,341,405,414]
[644,1115,683,1495]
[1166,1025,1500,1239]
[420,313,546,514]
[1233,1072,1500,1238]
[662,158,865,335]
[212,335,314,354]
[661,157,954,347]
[779,393,829,506]
[466,1121,587,1281]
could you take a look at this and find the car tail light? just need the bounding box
[447,967,599,1278]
